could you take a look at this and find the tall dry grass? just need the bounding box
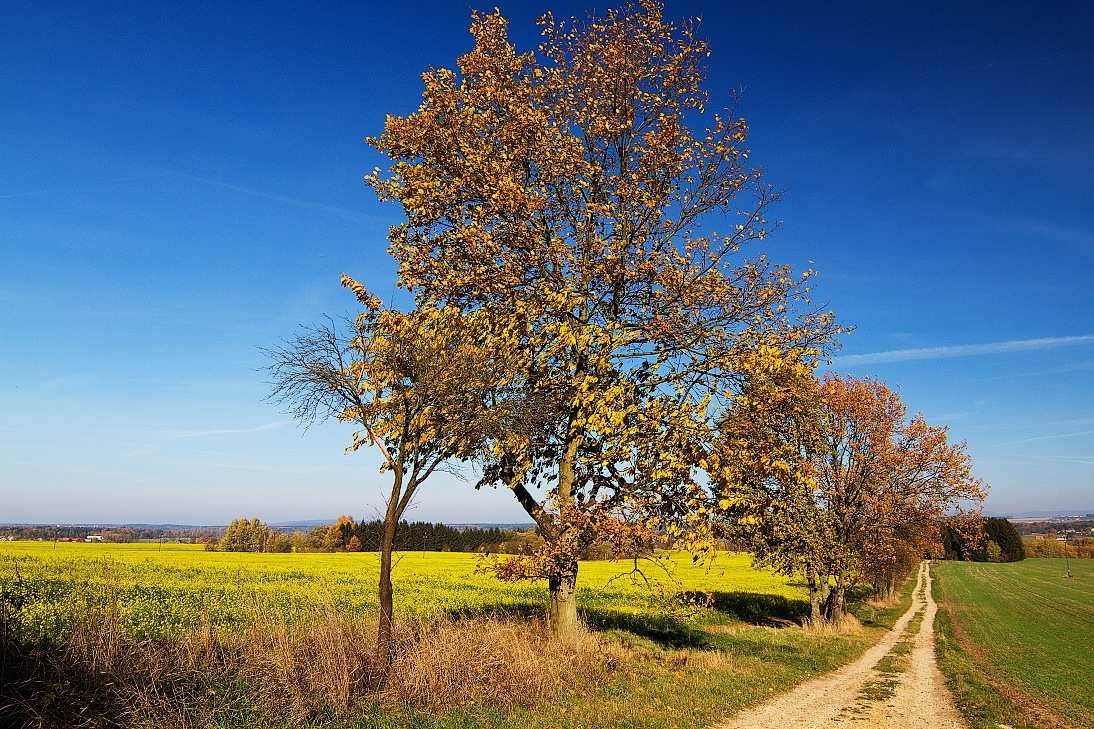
[0,601,599,729]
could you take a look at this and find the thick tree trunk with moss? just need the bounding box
[548,559,580,648]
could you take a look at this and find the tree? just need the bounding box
[941,516,1021,562]
[940,514,987,561]
[708,350,835,625]
[266,531,293,553]
[858,408,985,598]
[219,518,269,552]
[813,375,984,626]
[982,517,1025,562]
[321,524,346,552]
[265,299,508,668]
[363,1,837,646]
[714,373,985,629]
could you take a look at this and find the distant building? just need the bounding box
[85,535,104,542]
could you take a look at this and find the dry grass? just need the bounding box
[800,612,863,636]
[1,602,599,728]
[386,615,586,709]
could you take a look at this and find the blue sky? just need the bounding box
[2,1,1092,525]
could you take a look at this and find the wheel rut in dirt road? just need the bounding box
[715,561,965,729]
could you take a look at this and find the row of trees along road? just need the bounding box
[265,2,983,668]
[712,363,985,631]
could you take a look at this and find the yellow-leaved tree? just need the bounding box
[265,288,514,668]
[363,2,839,646]
[708,350,836,626]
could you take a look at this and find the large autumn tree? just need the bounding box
[817,374,984,625]
[363,2,838,645]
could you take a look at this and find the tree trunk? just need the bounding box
[874,574,896,602]
[376,515,398,670]
[547,427,584,649]
[827,570,847,632]
[806,572,823,625]
[549,558,580,649]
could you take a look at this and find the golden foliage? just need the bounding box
[359,2,841,633]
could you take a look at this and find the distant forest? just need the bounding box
[0,520,532,554]
[212,516,532,554]
[0,524,221,543]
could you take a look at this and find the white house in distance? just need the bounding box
[85,535,104,542]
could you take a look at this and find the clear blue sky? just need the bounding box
[2,1,1092,525]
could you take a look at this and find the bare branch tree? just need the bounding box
[263,299,509,670]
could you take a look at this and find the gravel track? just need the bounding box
[715,561,965,729]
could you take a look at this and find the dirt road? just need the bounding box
[716,561,966,729]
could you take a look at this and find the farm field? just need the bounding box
[935,559,1094,729]
[0,542,907,728]
[0,542,808,639]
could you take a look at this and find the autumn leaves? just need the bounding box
[272,1,984,646]
[714,366,983,629]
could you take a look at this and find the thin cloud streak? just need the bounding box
[976,429,1094,450]
[171,421,291,439]
[836,335,1094,366]
[182,175,369,222]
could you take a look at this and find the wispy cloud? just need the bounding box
[978,214,1094,249]
[836,335,1094,366]
[171,421,291,439]
[977,429,1094,450]
[183,175,368,222]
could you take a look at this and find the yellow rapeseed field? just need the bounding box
[0,542,805,640]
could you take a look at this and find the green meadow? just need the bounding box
[936,558,1094,729]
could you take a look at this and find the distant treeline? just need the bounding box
[340,519,522,553]
[941,516,1094,561]
[1010,519,1094,538]
[0,525,221,543]
[211,516,532,554]
[1023,536,1094,559]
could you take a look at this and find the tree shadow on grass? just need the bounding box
[708,591,811,627]
[441,599,710,649]
[447,591,811,652]
[581,608,715,649]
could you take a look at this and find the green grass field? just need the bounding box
[935,559,1094,729]
[0,542,908,728]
